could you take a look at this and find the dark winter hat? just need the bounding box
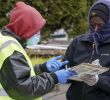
[90,3,109,23]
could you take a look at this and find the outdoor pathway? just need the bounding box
[43,84,70,100]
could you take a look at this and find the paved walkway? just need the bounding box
[43,84,70,100]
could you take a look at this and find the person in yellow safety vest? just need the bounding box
[0,1,77,100]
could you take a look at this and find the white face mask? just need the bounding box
[26,31,41,46]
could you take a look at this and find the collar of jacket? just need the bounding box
[1,27,26,48]
[81,33,110,44]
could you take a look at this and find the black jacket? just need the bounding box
[65,34,110,100]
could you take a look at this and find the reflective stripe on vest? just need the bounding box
[0,33,42,100]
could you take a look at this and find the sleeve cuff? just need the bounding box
[34,62,49,75]
[50,73,58,84]
[39,62,49,72]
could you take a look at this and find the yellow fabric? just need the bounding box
[0,33,42,100]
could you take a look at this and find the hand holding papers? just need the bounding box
[69,63,109,83]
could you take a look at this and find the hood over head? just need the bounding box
[85,0,110,54]
[88,0,110,34]
[89,3,109,24]
[6,1,46,40]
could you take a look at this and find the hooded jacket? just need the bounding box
[6,1,46,40]
[65,0,110,100]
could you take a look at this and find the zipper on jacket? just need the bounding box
[89,43,95,63]
[82,43,96,100]
[82,43,95,99]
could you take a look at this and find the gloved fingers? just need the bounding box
[52,60,62,68]
[68,71,75,76]
[66,70,77,77]
[69,70,77,75]
[52,55,63,60]
[53,59,68,69]
[61,60,69,66]
[55,69,77,84]
[51,62,61,69]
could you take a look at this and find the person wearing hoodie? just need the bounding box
[0,1,76,100]
[64,0,110,100]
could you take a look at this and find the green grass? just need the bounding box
[30,56,51,66]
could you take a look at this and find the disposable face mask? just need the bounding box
[26,31,41,46]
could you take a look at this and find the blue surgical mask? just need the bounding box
[26,31,41,46]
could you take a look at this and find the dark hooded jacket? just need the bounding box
[65,0,110,100]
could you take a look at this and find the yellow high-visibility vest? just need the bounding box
[0,33,42,100]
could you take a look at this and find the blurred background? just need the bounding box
[0,0,96,40]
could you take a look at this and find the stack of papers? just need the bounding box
[69,63,109,81]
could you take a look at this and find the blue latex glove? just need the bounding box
[46,55,68,72]
[55,69,77,84]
